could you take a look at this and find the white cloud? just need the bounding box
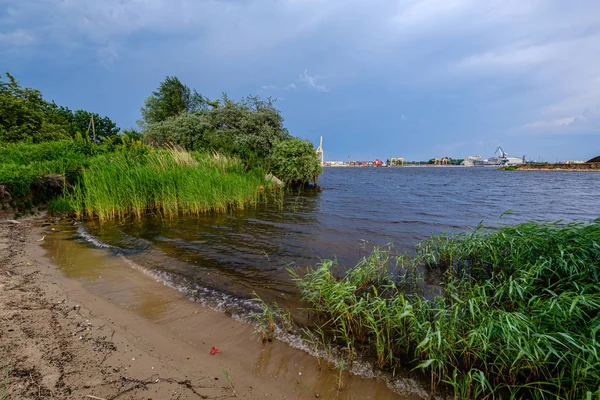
[523,117,576,130]
[260,83,297,92]
[0,29,35,46]
[97,42,120,68]
[523,104,600,134]
[299,69,329,92]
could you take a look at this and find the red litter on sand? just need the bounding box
[210,346,221,355]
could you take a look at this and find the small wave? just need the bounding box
[76,226,150,255]
[77,226,113,249]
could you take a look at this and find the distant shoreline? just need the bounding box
[322,165,468,168]
[515,163,600,172]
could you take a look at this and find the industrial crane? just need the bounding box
[495,146,508,161]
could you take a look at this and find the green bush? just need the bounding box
[269,138,322,185]
[294,221,600,399]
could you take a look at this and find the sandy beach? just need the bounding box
[0,215,409,400]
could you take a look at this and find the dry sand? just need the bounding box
[0,215,414,400]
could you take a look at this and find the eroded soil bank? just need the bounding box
[0,215,418,400]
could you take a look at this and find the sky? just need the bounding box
[2,0,599,162]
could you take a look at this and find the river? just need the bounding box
[73,167,598,308]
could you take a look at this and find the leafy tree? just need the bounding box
[58,108,120,141]
[204,94,291,167]
[141,85,291,168]
[0,73,118,144]
[140,76,206,126]
[143,112,212,150]
[0,72,70,143]
[269,138,322,186]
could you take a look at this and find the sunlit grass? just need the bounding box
[291,221,600,399]
[68,148,273,223]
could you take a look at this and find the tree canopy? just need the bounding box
[140,76,206,127]
[0,72,69,143]
[0,72,120,144]
[141,82,296,170]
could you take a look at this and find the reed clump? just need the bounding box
[291,221,600,399]
[68,148,271,222]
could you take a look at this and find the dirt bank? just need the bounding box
[0,216,414,400]
[516,163,600,171]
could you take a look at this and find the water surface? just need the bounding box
[77,167,599,307]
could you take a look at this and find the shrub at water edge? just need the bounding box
[270,138,322,186]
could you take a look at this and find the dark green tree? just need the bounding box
[72,109,120,141]
[0,72,70,143]
[56,107,120,141]
[140,76,206,126]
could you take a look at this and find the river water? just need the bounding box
[76,167,599,309]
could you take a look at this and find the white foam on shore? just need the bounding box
[77,226,113,249]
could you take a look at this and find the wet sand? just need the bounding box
[0,215,422,400]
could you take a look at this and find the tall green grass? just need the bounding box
[69,148,272,222]
[292,221,600,399]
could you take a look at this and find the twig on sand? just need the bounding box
[85,395,108,400]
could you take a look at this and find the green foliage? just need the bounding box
[0,164,36,198]
[203,94,291,167]
[121,127,142,141]
[0,139,134,204]
[0,72,70,143]
[0,72,119,144]
[71,148,272,222]
[48,196,74,214]
[294,221,600,399]
[142,89,293,169]
[140,76,206,126]
[57,107,120,141]
[144,112,212,150]
[0,72,321,214]
[270,138,322,185]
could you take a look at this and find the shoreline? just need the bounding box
[0,215,412,400]
[512,168,600,172]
